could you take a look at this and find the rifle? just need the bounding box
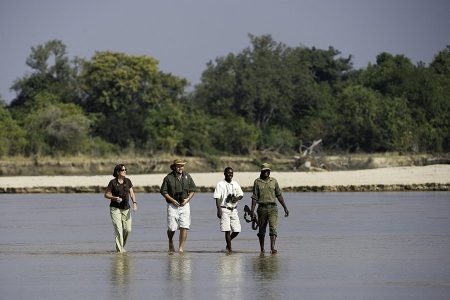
[243,205,258,230]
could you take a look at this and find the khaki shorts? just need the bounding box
[167,202,191,231]
[220,207,241,233]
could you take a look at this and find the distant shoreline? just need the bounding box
[1,165,449,193]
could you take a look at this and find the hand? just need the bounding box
[116,197,123,203]
[252,211,257,221]
[231,196,239,203]
[133,202,137,212]
[217,210,222,219]
[284,209,289,217]
[172,200,180,207]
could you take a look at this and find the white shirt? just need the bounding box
[214,180,244,208]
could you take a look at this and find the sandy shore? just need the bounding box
[1,165,449,193]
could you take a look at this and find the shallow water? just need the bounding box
[1,192,449,299]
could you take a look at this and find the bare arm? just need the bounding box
[277,195,289,217]
[251,198,257,220]
[104,188,121,202]
[129,187,137,211]
[181,192,195,206]
[215,198,222,219]
[162,193,180,207]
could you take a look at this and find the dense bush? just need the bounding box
[2,38,449,157]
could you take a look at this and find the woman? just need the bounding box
[104,164,137,253]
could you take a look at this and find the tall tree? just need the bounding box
[80,51,187,147]
[23,103,91,155]
[10,40,80,118]
[0,104,27,156]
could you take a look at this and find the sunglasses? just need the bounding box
[120,169,127,172]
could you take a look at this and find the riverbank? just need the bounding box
[1,153,449,176]
[1,165,449,193]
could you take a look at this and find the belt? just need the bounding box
[221,206,236,211]
[258,202,277,206]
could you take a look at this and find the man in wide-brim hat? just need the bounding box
[160,159,196,253]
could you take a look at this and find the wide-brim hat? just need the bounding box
[261,163,271,171]
[170,159,187,168]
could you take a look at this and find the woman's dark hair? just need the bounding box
[113,164,125,177]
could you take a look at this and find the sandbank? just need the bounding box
[1,165,449,193]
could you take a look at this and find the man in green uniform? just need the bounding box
[251,163,289,254]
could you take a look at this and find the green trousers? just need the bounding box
[257,204,278,237]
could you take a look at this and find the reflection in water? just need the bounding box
[217,254,244,299]
[252,254,281,299]
[253,253,279,280]
[166,254,194,299]
[167,254,193,281]
[110,253,132,299]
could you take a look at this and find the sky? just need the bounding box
[1,0,449,104]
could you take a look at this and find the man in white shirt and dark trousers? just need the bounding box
[214,167,244,253]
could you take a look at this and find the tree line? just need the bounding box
[1,35,449,157]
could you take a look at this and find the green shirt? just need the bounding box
[251,177,282,204]
[160,171,196,203]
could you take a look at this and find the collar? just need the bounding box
[256,176,272,183]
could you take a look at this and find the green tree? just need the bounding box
[80,51,187,147]
[430,45,450,75]
[429,46,450,151]
[23,103,91,155]
[379,96,416,152]
[143,100,184,154]
[333,85,384,152]
[0,104,27,156]
[209,115,260,154]
[195,34,293,129]
[193,34,354,152]
[359,52,415,97]
[357,51,449,152]
[260,125,296,153]
[10,40,81,119]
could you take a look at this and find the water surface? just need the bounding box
[1,192,449,299]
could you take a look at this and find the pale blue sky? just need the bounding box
[1,0,449,103]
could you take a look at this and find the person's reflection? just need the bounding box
[251,254,281,299]
[253,253,279,280]
[111,253,131,286]
[167,254,193,280]
[217,254,244,299]
[166,254,194,299]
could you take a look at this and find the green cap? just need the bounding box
[261,163,271,171]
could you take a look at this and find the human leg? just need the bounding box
[270,235,277,254]
[167,230,175,252]
[227,210,241,252]
[257,206,269,253]
[110,207,125,252]
[220,208,232,252]
[167,203,179,253]
[268,206,279,253]
[178,204,191,253]
[179,228,188,253]
[121,208,132,249]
